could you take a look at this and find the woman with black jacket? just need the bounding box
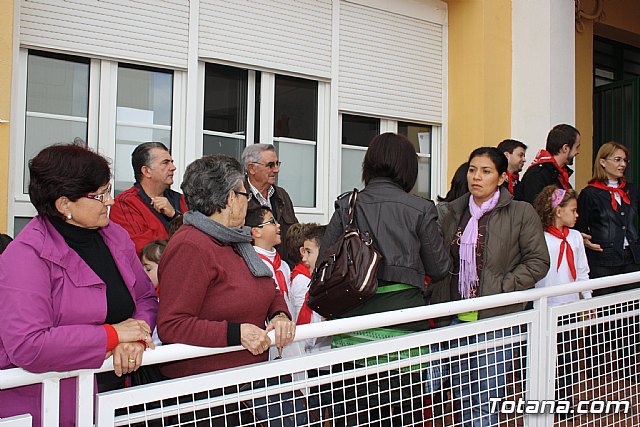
[319,132,450,426]
[576,141,640,294]
[576,141,640,384]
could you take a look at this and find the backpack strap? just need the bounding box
[346,189,358,228]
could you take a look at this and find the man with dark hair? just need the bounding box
[497,139,528,195]
[110,142,187,254]
[515,124,580,203]
[242,144,298,266]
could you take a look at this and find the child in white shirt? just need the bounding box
[246,206,301,359]
[289,224,331,354]
[533,186,591,410]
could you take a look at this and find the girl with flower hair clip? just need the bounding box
[533,185,591,412]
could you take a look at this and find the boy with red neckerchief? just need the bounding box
[246,206,303,360]
[515,124,580,204]
[289,224,331,354]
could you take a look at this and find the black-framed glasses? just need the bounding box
[256,218,278,228]
[84,184,112,204]
[234,190,253,201]
[252,161,282,169]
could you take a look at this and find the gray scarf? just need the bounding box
[183,211,272,278]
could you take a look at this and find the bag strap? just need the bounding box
[346,189,358,228]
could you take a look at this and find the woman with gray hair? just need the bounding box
[157,154,295,379]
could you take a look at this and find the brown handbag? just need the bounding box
[307,190,382,319]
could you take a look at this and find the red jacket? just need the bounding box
[110,184,187,254]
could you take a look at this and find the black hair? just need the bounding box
[468,147,508,175]
[438,162,470,203]
[303,224,327,247]
[131,142,169,183]
[362,133,418,193]
[497,139,528,154]
[245,206,273,228]
[546,124,580,155]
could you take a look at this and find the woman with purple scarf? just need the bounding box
[432,147,549,427]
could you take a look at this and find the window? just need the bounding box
[115,65,173,193]
[202,64,321,208]
[398,122,432,199]
[202,63,248,159]
[273,75,318,208]
[594,36,640,87]
[341,114,380,193]
[24,51,90,193]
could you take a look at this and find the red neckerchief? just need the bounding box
[588,180,631,212]
[291,263,313,325]
[528,150,570,189]
[505,171,519,195]
[258,252,289,296]
[546,226,576,281]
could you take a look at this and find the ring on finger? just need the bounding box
[128,357,135,363]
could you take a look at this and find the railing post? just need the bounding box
[76,371,94,426]
[529,296,555,427]
[40,378,60,427]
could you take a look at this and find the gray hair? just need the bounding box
[241,144,276,171]
[181,155,244,216]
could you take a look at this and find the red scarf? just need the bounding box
[528,150,570,189]
[546,226,576,281]
[587,180,630,212]
[505,171,519,195]
[291,263,313,325]
[258,252,289,296]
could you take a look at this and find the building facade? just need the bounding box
[1,0,640,234]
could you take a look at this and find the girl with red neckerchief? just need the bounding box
[534,186,591,413]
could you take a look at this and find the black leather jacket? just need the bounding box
[319,177,450,288]
[515,162,573,204]
[576,182,640,267]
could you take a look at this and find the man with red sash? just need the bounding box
[515,124,581,204]
[497,139,528,195]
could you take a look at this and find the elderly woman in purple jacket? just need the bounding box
[0,144,158,426]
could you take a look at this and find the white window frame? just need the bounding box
[199,62,328,215]
[338,112,443,202]
[8,48,184,234]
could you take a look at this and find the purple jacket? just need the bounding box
[0,216,158,427]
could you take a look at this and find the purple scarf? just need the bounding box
[458,190,500,299]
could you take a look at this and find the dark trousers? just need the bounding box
[556,329,579,402]
[331,363,424,427]
[589,255,640,381]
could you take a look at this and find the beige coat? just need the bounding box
[431,187,550,320]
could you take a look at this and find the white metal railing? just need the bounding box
[2,271,640,426]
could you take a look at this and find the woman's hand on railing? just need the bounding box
[240,324,271,356]
[112,318,153,344]
[267,315,296,349]
[112,341,146,377]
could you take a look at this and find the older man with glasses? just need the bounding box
[242,144,299,266]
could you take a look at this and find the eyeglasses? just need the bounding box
[606,157,630,165]
[255,218,278,228]
[252,161,282,169]
[84,184,112,203]
[234,190,253,201]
